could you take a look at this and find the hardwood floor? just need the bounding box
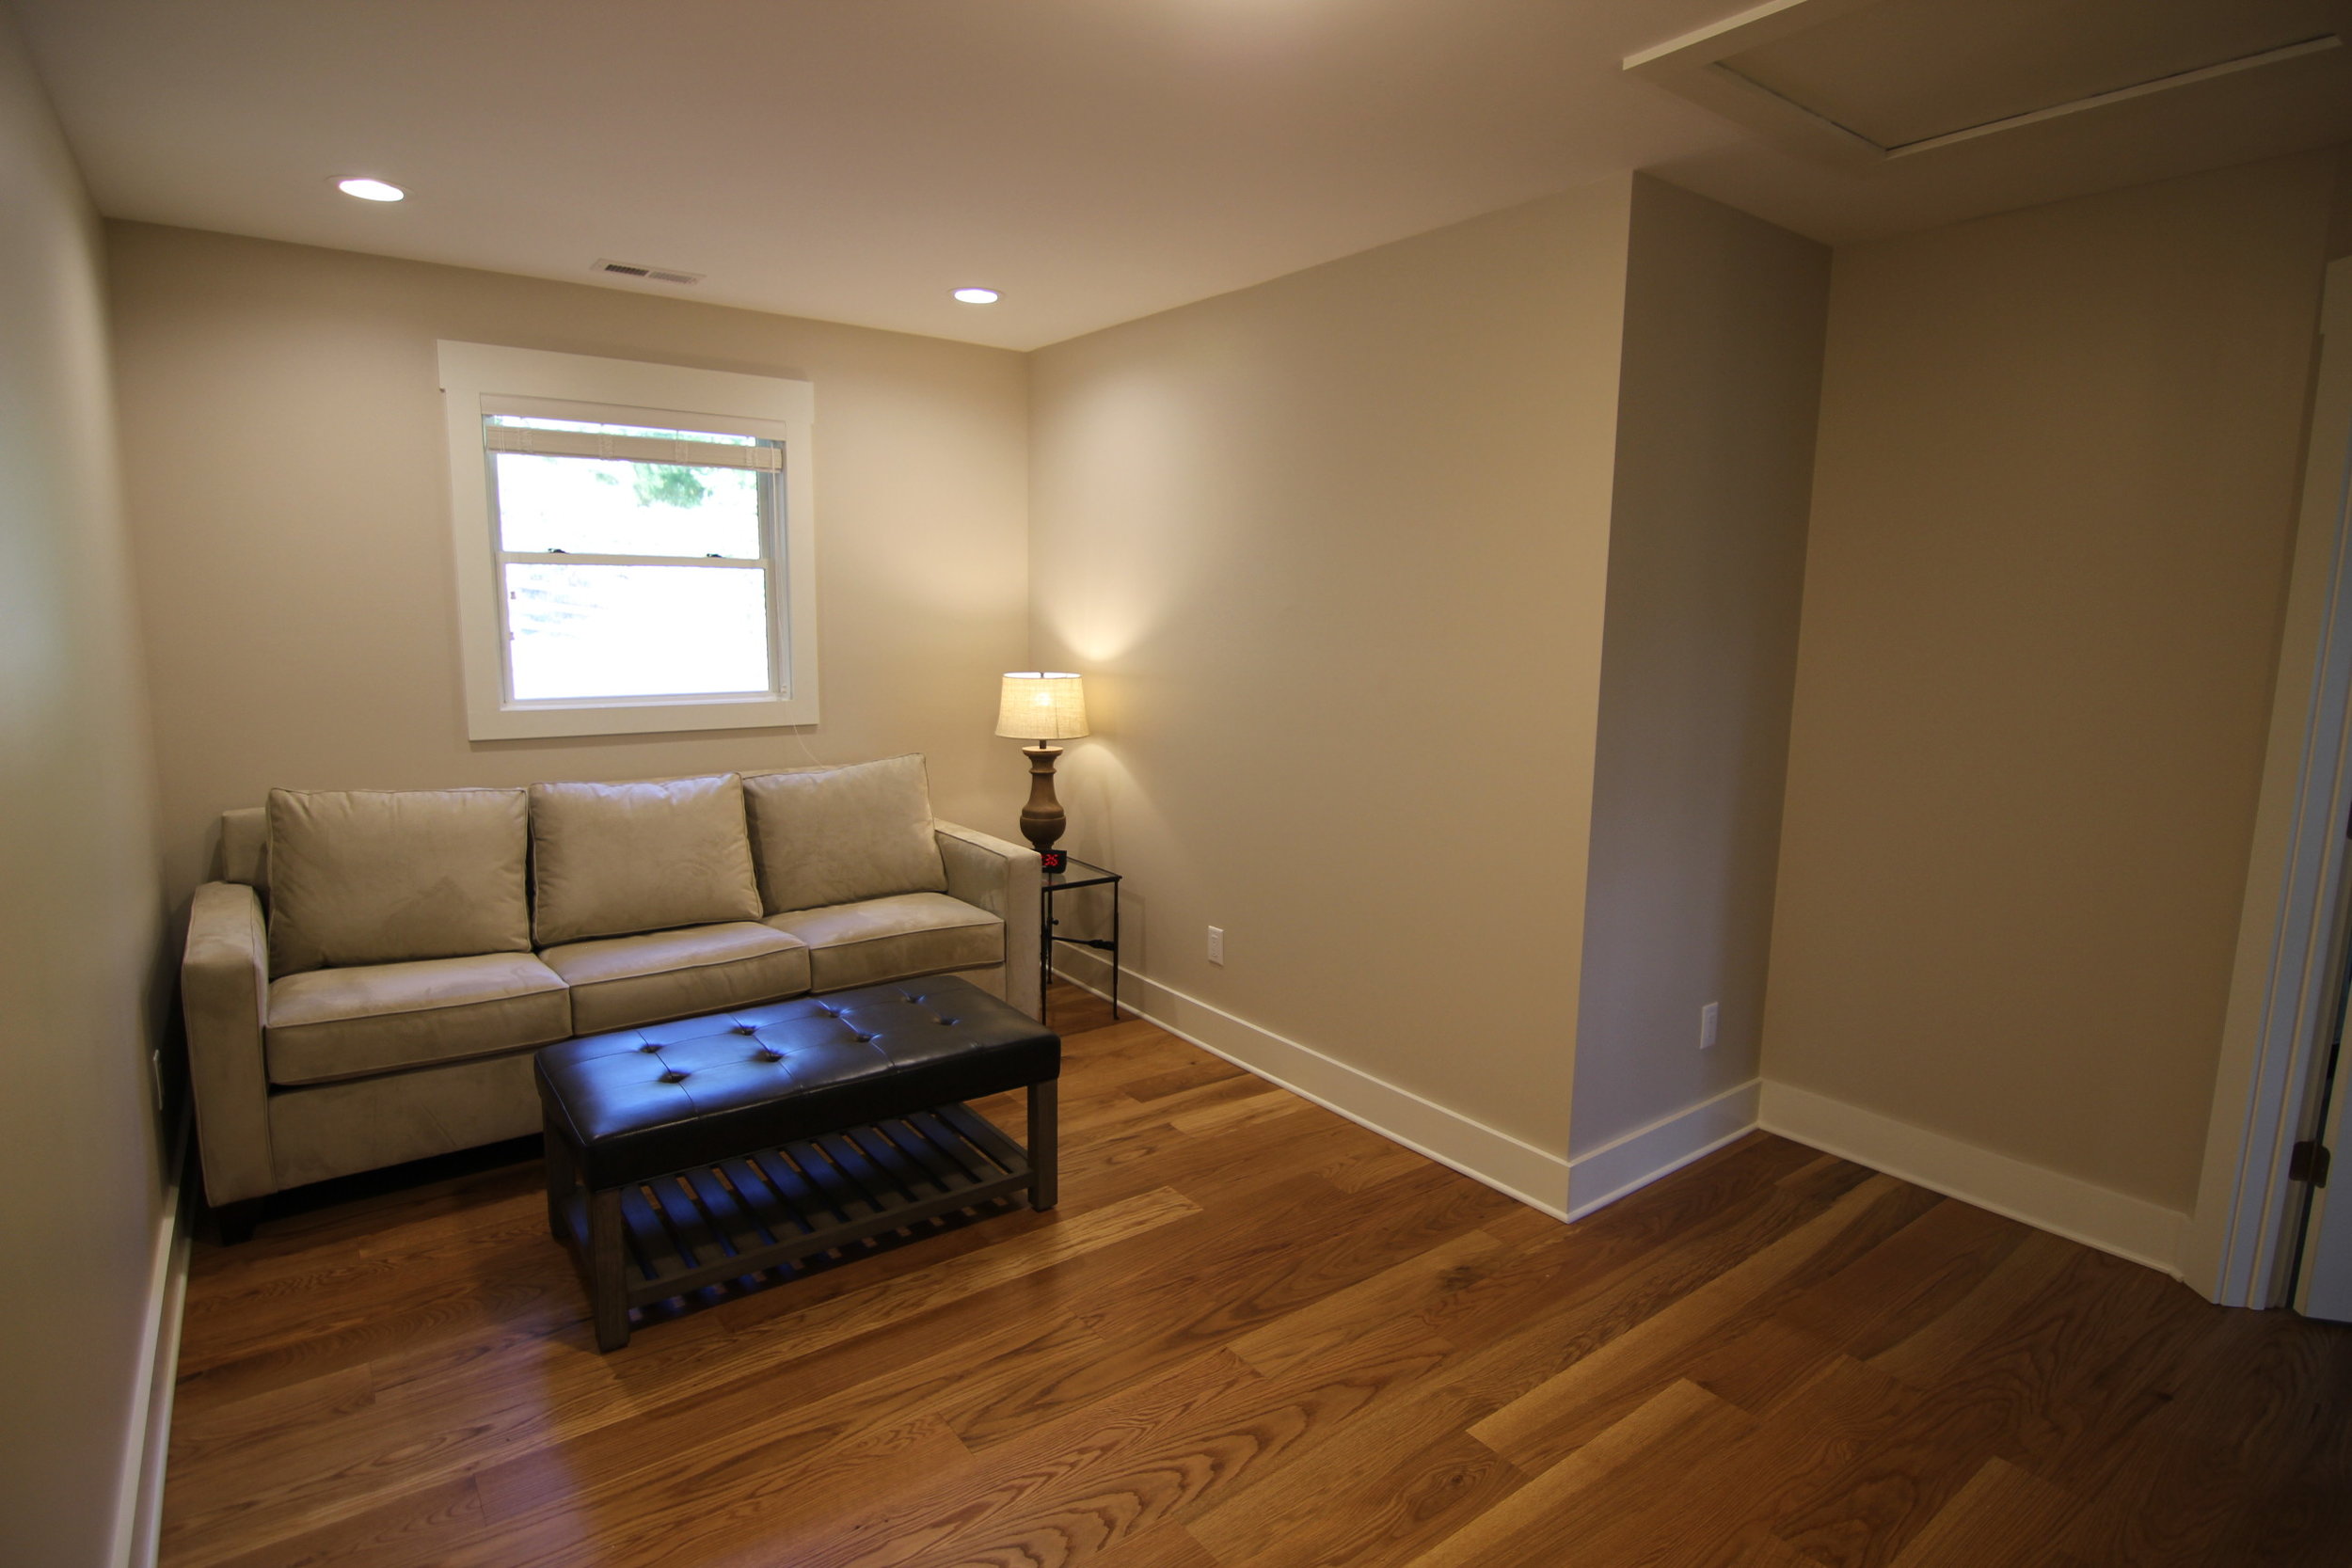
[165,987,2352,1567]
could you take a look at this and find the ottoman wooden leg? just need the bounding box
[1027,1079,1058,1212]
[588,1186,630,1352]
[543,1121,578,1242]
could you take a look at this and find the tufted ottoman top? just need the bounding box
[535,975,1059,1189]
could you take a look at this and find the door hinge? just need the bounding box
[2290,1140,2332,1187]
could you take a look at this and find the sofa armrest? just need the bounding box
[183,880,276,1205]
[935,822,1041,1019]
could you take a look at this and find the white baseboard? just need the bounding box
[1052,952,1572,1218]
[1048,958,2192,1276]
[111,1123,190,1568]
[1758,1081,2189,1276]
[1565,1079,1762,1220]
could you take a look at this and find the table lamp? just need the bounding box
[995,672,1089,872]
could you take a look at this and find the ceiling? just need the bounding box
[11,0,2349,351]
[1719,0,2344,151]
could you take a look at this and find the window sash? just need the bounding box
[494,552,771,568]
[487,444,786,706]
[481,420,783,470]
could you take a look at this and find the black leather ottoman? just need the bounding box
[536,975,1060,1350]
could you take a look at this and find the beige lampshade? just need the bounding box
[995,671,1089,740]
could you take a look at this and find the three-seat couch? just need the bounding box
[181,755,1041,1232]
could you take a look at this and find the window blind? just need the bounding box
[483,423,783,471]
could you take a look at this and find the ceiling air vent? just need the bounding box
[593,259,704,286]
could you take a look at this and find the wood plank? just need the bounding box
[717,1156,803,1241]
[932,1164,1513,1451]
[814,1131,909,1210]
[1772,1197,2033,1359]
[2046,1304,2352,1567]
[1188,1427,1526,1568]
[201,1475,489,1568]
[868,1116,971,1193]
[906,1107,997,1181]
[1486,1354,1922,1568]
[557,1103,1043,1318]
[1884,1458,2083,1567]
[1167,1087,1311,1137]
[685,1164,775,1253]
[1400,1380,1757,1568]
[1226,1227,1510,1376]
[645,1171,724,1267]
[804,1313,1461,1568]
[479,1415,976,1568]
[160,1188,1200,1565]
[1120,1058,1247,1102]
[764,1141,866,1224]
[935,1100,1031,1174]
[161,1005,2352,1568]
[469,1317,1105,1549]
[624,1163,1037,1307]
[1318,1135,1443,1195]
[1468,1175,1901,1469]
[790,1346,1268,1568]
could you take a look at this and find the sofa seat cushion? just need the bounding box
[764,892,1002,993]
[539,923,811,1035]
[266,953,570,1086]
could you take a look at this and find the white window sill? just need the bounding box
[468,692,818,740]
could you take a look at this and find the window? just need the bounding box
[437,343,817,738]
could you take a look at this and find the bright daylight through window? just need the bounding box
[487,416,778,703]
[437,342,818,740]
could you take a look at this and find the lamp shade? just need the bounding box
[995,671,1089,740]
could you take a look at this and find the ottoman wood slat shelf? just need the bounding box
[537,976,1060,1350]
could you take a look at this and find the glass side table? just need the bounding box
[1041,858,1120,1027]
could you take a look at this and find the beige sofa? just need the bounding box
[182,756,1041,1221]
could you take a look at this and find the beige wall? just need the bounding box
[0,19,169,1568]
[1570,179,1827,1155]
[1029,181,1635,1154]
[107,224,1034,910]
[2328,146,2352,261]
[1763,152,2338,1212]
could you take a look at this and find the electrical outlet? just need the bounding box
[1700,1003,1720,1050]
[1207,926,1225,964]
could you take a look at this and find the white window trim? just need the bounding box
[437,341,818,739]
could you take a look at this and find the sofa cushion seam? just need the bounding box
[780,917,999,951]
[559,943,805,989]
[269,979,567,1031]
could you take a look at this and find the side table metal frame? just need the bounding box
[1041,860,1121,1026]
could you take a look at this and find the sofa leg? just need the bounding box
[589,1186,630,1353]
[544,1123,578,1242]
[1027,1080,1058,1212]
[210,1197,266,1247]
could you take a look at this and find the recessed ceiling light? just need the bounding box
[337,177,405,202]
[951,287,1000,305]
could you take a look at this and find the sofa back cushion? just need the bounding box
[743,755,947,913]
[530,773,763,945]
[267,788,533,974]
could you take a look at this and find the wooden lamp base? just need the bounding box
[1019,745,1070,872]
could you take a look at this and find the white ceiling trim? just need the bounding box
[1626,0,2352,168]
